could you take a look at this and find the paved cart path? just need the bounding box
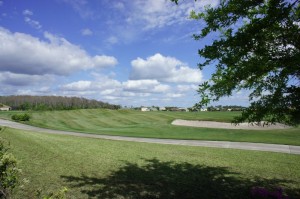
[0,119,299,155]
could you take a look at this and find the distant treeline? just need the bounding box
[207,105,246,111]
[0,95,121,111]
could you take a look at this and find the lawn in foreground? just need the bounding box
[1,109,299,145]
[1,127,300,198]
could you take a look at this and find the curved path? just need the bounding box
[0,119,299,155]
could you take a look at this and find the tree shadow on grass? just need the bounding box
[61,158,299,199]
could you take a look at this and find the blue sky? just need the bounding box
[0,0,249,107]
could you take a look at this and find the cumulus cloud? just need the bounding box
[123,79,170,93]
[167,93,184,98]
[61,80,92,91]
[130,53,202,83]
[81,28,93,36]
[0,71,56,96]
[0,72,54,86]
[61,78,170,96]
[0,27,118,76]
[176,84,198,92]
[61,75,122,92]
[57,75,202,107]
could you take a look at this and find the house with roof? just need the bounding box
[141,107,150,112]
[0,104,11,111]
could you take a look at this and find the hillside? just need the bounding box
[1,109,299,145]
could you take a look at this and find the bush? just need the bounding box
[0,138,21,198]
[11,113,31,122]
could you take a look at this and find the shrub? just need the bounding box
[0,138,21,198]
[11,113,31,122]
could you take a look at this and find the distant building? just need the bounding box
[159,107,166,111]
[178,108,188,112]
[150,107,158,111]
[0,105,11,111]
[200,108,208,112]
[141,107,150,112]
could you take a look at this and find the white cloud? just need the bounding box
[130,53,202,83]
[56,75,203,107]
[106,36,118,44]
[61,80,92,91]
[22,9,42,30]
[113,2,125,10]
[81,28,93,36]
[0,71,57,96]
[24,17,42,30]
[123,79,170,93]
[12,87,53,96]
[61,75,122,94]
[167,93,184,98]
[92,55,118,67]
[100,89,117,95]
[0,27,118,76]
[23,9,33,16]
[128,0,219,30]
[177,84,198,92]
[103,0,219,44]
[60,77,173,105]
[62,0,94,19]
[0,72,54,86]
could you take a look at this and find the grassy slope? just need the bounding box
[1,127,300,198]
[1,109,300,145]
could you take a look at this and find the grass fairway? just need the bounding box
[1,109,300,145]
[0,127,300,198]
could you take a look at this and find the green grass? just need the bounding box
[1,109,300,145]
[1,127,300,198]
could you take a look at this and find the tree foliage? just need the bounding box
[11,113,31,122]
[174,0,300,125]
[0,137,21,198]
[0,95,121,111]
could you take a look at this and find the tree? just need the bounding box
[173,0,300,125]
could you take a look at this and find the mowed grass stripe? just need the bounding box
[1,127,300,198]
[1,109,299,145]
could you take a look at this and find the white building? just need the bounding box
[159,107,166,111]
[141,107,150,112]
[0,105,11,111]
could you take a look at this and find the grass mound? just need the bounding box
[1,109,300,145]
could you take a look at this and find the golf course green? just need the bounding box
[0,109,299,198]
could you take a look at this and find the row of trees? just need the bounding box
[207,105,246,112]
[0,95,121,111]
[188,105,245,112]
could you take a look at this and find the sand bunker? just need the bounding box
[171,119,291,130]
